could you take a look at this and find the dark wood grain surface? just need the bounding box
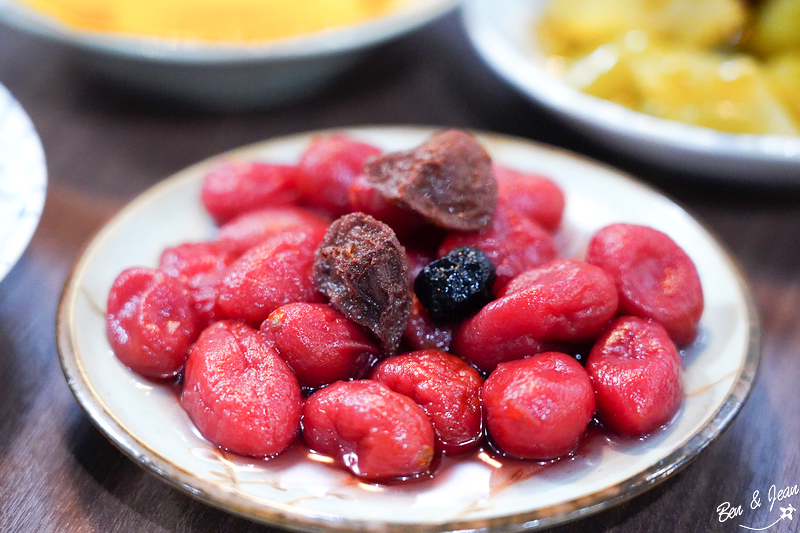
[2,10,799,533]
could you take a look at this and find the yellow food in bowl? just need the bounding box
[537,0,800,135]
[19,0,409,42]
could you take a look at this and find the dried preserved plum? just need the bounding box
[414,246,496,324]
[314,212,412,354]
[363,130,497,231]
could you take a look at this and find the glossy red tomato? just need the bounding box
[438,203,556,293]
[297,135,381,217]
[200,162,301,224]
[586,316,683,437]
[158,241,237,326]
[482,352,595,460]
[181,320,302,457]
[263,302,380,389]
[453,259,618,373]
[216,206,329,255]
[302,380,435,481]
[372,349,483,453]
[106,267,203,379]
[403,296,453,353]
[586,223,703,345]
[216,226,327,325]
[494,164,565,232]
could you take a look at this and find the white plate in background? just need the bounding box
[462,0,800,184]
[0,0,458,109]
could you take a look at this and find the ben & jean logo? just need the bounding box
[717,482,798,530]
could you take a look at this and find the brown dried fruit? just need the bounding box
[314,212,412,354]
[363,130,497,231]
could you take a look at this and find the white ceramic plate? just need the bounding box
[462,0,800,184]
[57,126,759,532]
[0,0,457,109]
[0,83,46,283]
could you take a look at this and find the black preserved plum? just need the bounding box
[414,246,496,324]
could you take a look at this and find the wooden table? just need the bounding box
[2,10,799,533]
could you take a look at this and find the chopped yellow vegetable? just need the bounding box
[537,0,745,57]
[645,0,745,48]
[631,51,797,134]
[537,0,650,57]
[765,51,800,125]
[561,31,650,109]
[748,0,800,56]
[538,0,800,135]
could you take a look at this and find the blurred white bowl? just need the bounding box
[0,0,458,109]
[0,83,46,284]
[462,0,800,184]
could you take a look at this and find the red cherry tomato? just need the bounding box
[263,302,380,389]
[297,135,381,217]
[217,226,327,326]
[302,380,435,481]
[200,162,301,224]
[586,316,683,437]
[586,223,704,345]
[453,259,618,373]
[181,320,302,457]
[482,352,595,460]
[106,267,203,379]
[372,350,483,453]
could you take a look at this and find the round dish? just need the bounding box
[462,0,800,184]
[0,0,457,109]
[0,83,46,284]
[57,126,759,532]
